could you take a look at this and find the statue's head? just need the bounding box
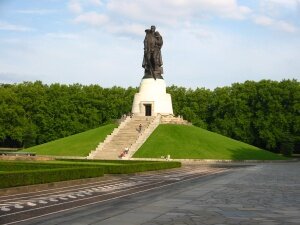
[155,31,160,37]
[151,25,156,32]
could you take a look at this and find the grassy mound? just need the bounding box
[21,124,117,156]
[134,124,286,160]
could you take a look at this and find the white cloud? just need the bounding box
[66,0,298,37]
[106,0,252,26]
[252,0,299,33]
[15,9,58,15]
[68,0,103,14]
[45,33,79,39]
[89,0,102,6]
[277,20,297,33]
[68,0,82,14]
[253,15,274,26]
[183,23,214,39]
[0,21,33,32]
[106,23,145,37]
[253,15,297,33]
[74,12,109,26]
[259,0,300,17]
[263,0,300,9]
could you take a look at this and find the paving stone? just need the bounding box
[142,162,300,225]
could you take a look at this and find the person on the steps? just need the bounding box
[124,147,129,154]
[119,151,125,158]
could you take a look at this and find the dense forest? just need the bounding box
[0,79,299,155]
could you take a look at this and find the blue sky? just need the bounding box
[0,0,299,89]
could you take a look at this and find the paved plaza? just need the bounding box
[141,163,300,225]
[1,162,299,225]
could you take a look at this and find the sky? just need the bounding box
[0,0,299,89]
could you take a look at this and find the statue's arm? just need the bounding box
[144,38,148,52]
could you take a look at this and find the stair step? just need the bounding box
[90,115,161,159]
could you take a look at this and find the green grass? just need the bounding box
[134,124,286,160]
[20,124,117,156]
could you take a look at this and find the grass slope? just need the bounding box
[134,124,286,160]
[21,124,117,156]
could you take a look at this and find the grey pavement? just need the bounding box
[23,162,300,225]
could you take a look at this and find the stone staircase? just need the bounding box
[123,115,161,159]
[87,116,156,159]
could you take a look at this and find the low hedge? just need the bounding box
[0,160,181,189]
[58,159,181,173]
[102,161,181,174]
[0,167,104,188]
[59,159,154,164]
[0,162,76,171]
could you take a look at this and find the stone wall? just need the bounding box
[160,115,191,125]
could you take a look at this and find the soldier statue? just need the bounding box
[142,25,164,79]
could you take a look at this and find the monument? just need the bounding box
[131,25,174,116]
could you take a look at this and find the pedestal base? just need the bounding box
[131,78,173,116]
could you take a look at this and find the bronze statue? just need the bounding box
[142,25,163,79]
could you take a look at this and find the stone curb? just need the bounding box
[0,155,54,161]
[53,156,87,160]
[130,158,298,164]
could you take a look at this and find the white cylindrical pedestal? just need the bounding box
[131,78,173,116]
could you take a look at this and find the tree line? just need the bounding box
[0,79,299,155]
